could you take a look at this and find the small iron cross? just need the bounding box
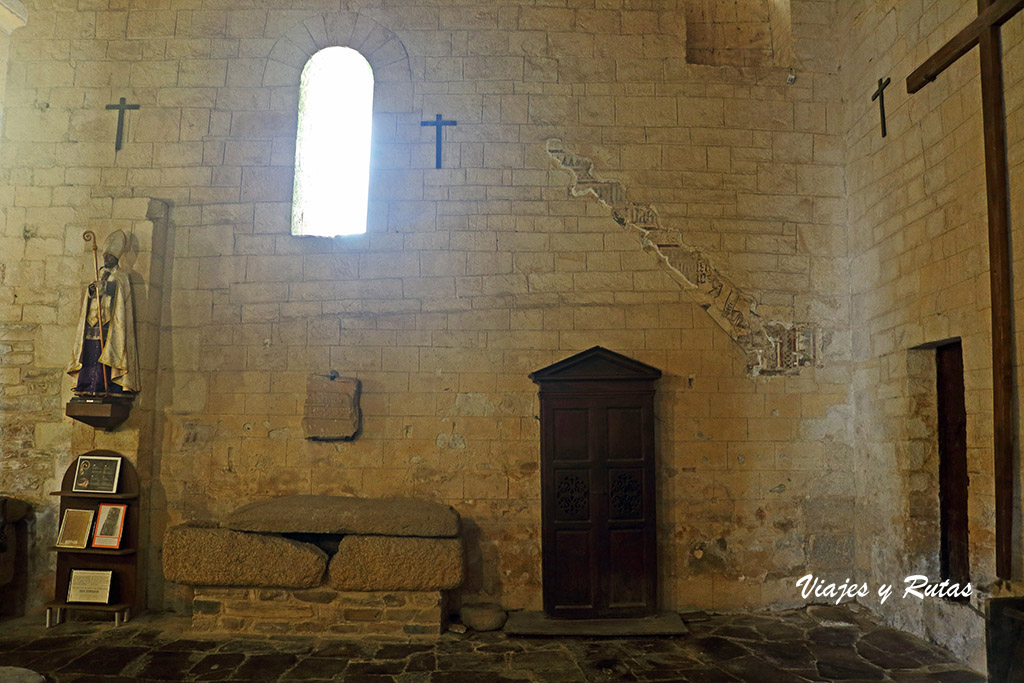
[871,77,891,138]
[421,114,457,169]
[105,97,140,151]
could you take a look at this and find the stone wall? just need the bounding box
[192,587,446,636]
[0,0,853,620]
[840,0,1024,670]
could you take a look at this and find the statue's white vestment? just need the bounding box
[67,264,140,392]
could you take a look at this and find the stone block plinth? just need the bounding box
[191,587,447,637]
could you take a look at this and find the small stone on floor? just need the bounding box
[0,666,45,683]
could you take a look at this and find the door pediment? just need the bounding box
[530,346,662,383]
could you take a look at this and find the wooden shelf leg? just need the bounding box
[124,608,131,623]
[115,611,122,627]
[45,607,52,628]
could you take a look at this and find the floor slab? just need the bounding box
[505,611,687,637]
[0,606,985,682]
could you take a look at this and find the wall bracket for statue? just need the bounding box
[65,394,134,431]
[65,230,140,431]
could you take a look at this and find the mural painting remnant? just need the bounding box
[546,139,822,377]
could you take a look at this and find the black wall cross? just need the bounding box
[105,97,140,151]
[421,114,457,169]
[871,77,891,138]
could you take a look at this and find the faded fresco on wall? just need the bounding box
[548,139,822,376]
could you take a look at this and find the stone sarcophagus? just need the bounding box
[163,495,464,636]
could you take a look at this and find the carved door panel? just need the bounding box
[541,396,656,618]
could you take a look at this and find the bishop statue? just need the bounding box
[66,230,140,395]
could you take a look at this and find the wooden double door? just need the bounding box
[532,347,660,619]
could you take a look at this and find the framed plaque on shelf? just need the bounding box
[56,509,94,549]
[92,504,127,549]
[72,455,121,494]
[67,569,113,604]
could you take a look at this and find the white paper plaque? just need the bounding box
[67,569,113,604]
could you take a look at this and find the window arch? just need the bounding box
[291,46,374,237]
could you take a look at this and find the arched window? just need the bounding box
[292,47,374,237]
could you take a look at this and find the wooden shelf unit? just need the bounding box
[51,491,138,500]
[48,450,141,628]
[49,546,136,556]
[44,601,132,628]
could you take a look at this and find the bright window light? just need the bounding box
[292,47,374,237]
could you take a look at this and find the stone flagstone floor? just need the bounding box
[0,605,986,682]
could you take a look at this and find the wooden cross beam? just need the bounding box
[906,0,1024,92]
[907,0,1023,580]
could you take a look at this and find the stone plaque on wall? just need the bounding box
[303,373,361,442]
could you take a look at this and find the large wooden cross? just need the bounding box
[907,0,1023,579]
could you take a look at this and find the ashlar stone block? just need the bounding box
[302,374,361,441]
[328,536,464,591]
[163,524,326,588]
[223,494,460,537]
